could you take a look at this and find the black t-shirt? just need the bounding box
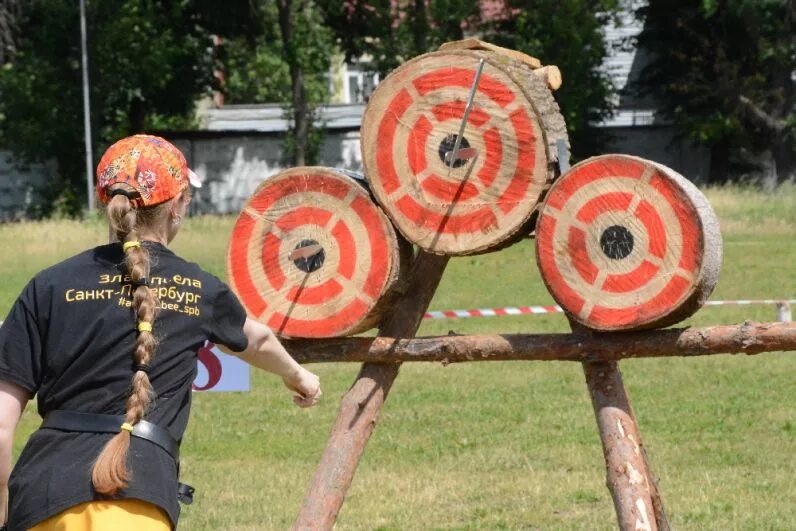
[0,241,248,530]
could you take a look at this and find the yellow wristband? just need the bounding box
[122,241,141,252]
[137,322,153,333]
[120,422,134,433]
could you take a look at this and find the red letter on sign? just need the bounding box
[193,342,223,391]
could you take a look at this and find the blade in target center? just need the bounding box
[288,244,324,261]
[444,147,479,164]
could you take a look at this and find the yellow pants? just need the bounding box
[28,499,171,531]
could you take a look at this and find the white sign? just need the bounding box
[193,341,250,392]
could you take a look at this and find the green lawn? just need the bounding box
[4,183,796,530]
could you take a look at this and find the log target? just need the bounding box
[362,49,568,255]
[227,167,410,338]
[535,155,722,331]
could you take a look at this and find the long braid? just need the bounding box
[92,193,161,495]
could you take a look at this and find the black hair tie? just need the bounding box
[110,188,139,200]
[132,363,151,374]
[131,277,149,288]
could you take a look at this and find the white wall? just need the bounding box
[171,130,363,215]
[0,124,710,221]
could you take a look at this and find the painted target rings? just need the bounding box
[227,167,409,338]
[535,155,722,331]
[362,50,563,255]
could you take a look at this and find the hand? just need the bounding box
[282,367,321,408]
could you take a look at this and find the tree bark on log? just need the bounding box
[574,317,669,530]
[277,0,310,166]
[293,252,449,530]
[283,322,796,364]
[583,361,663,531]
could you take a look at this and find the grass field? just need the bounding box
[3,183,796,530]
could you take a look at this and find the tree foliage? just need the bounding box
[213,1,335,165]
[0,0,255,217]
[483,0,621,158]
[317,0,481,75]
[8,0,790,218]
[635,0,795,183]
[318,0,620,159]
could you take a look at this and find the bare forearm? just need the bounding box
[0,381,28,526]
[236,321,304,381]
[219,318,320,406]
[1,431,11,525]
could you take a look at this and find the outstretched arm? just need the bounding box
[218,318,321,408]
[0,380,30,526]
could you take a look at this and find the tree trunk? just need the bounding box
[0,0,20,64]
[277,0,310,166]
[772,1,795,183]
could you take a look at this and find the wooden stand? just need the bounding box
[571,319,669,531]
[294,252,449,530]
[284,322,796,363]
[583,360,668,530]
[284,41,731,531]
[287,321,796,527]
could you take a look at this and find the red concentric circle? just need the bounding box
[227,167,405,338]
[536,155,721,331]
[362,51,551,255]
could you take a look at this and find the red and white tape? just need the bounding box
[423,299,796,320]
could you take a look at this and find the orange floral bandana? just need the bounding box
[96,134,201,207]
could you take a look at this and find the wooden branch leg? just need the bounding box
[293,362,400,529]
[583,360,669,531]
[294,252,449,530]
